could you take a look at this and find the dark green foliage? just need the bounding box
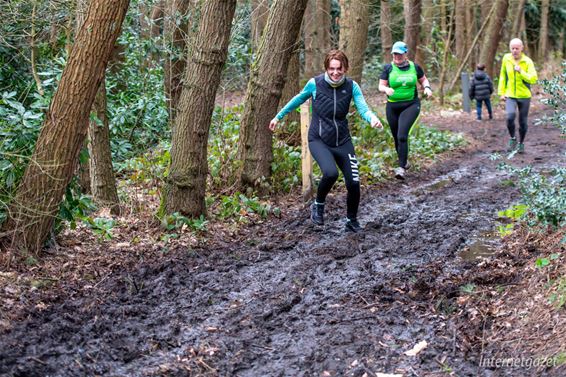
[537,61,566,134]
[498,163,566,229]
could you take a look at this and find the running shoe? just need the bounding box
[507,138,517,152]
[310,201,324,225]
[394,167,406,180]
[517,142,525,154]
[345,218,362,233]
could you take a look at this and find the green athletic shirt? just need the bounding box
[380,61,425,102]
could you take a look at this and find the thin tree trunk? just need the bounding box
[89,78,120,214]
[403,0,422,62]
[304,0,331,79]
[278,36,301,146]
[238,0,309,188]
[448,1,498,93]
[75,0,91,195]
[455,0,466,60]
[538,0,549,61]
[339,0,370,83]
[165,0,237,217]
[440,0,447,35]
[30,1,44,96]
[77,0,119,208]
[478,0,508,77]
[512,0,526,38]
[163,0,193,122]
[420,0,434,63]
[466,1,476,69]
[381,0,393,63]
[438,5,455,105]
[1,0,130,253]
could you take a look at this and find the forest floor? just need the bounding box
[0,97,565,377]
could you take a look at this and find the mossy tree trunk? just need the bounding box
[237,0,309,188]
[165,0,237,217]
[1,0,130,253]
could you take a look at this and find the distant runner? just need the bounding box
[378,41,432,180]
[498,38,538,154]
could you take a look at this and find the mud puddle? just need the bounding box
[0,120,564,376]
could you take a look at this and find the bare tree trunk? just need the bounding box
[381,0,393,63]
[163,0,193,122]
[251,0,269,52]
[75,0,91,195]
[538,0,549,61]
[420,0,434,63]
[448,1,498,93]
[165,0,237,217]
[89,79,120,214]
[478,0,508,77]
[1,0,129,253]
[466,1,476,69]
[512,0,526,38]
[150,1,164,39]
[438,5,455,105]
[278,37,301,146]
[440,0,447,35]
[403,0,422,62]
[304,0,331,79]
[238,0,309,188]
[455,0,466,60]
[30,1,44,96]
[77,0,119,209]
[339,0,370,83]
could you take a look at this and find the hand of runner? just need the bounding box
[384,87,395,96]
[424,87,433,98]
[268,118,278,131]
[370,116,383,129]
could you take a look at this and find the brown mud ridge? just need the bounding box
[1,110,564,376]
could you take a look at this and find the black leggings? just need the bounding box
[386,100,421,168]
[309,138,360,220]
[505,98,531,143]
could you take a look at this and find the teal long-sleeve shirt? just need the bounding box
[275,78,377,124]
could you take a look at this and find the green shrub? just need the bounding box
[537,61,566,134]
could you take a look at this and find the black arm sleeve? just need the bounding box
[380,64,393,80]
[414,63,425,79]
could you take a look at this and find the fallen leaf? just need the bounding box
[404,340,428,356]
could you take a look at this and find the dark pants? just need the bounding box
[476,98,492,120]
[386,100,420,169]
[505,98,531,142]
[308,138,360,220]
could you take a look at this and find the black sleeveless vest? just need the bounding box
[309,74,354,146]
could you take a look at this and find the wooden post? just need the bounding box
[300,102,313,201]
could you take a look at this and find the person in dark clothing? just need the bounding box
[469,63,494,120]
[378,41,432,180]
[269,50,382,232]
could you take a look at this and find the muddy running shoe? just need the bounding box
[310,201,324,225]
[507,138,517,152]
[345,218,362,233]
[517,142,525,154]
[394,167,406,180]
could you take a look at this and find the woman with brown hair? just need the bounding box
[269,50,382,232]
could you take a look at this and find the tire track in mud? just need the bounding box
[0,122,564,376]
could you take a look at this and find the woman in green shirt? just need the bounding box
[378,41,432,180]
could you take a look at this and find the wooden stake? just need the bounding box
[300,102,313,201]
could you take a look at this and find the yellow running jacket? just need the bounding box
[498,53,538,99]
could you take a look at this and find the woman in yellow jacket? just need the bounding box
[498,38,538,153]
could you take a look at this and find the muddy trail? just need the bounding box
[1,114,564,377]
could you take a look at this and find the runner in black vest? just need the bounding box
[269,50,382,232]
[378,41,432,180]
